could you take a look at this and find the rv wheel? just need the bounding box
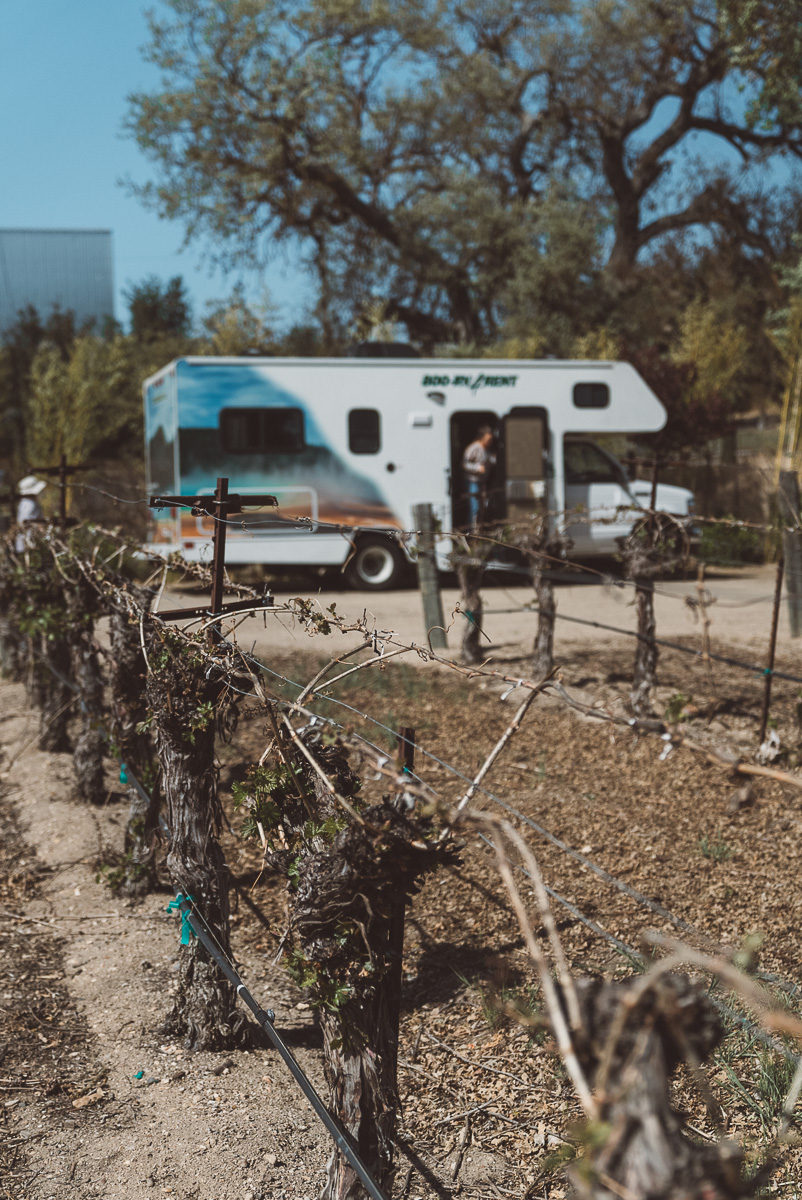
[345,537,407,591]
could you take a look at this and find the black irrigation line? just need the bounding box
[175,896,389,1200]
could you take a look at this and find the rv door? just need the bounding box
[504,409,548,523]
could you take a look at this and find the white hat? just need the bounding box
[18,475,47,496]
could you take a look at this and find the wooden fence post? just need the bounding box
[387,726,415,1098]
[412,503,447,650]
[778,470,802,638]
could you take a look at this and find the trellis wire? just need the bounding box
[233,643,802,996]
[11,530,802,1112]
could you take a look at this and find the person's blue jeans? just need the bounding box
[466,478,482,526]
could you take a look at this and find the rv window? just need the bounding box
[220,407,305,454]
[348,409,381,454]
[573,383,610,409]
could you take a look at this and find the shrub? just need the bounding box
[699,519,763,566]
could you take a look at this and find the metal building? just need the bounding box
[0,228,114,334]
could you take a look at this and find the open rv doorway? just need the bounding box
[449,408,549,530]
[450,410,505,528]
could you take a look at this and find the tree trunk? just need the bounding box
[533,560,556,676]
[146,642,240,1051]
[456,556,485,665]
[567,973,755,1199]
[108,597,158,894]
[631,578,658,717]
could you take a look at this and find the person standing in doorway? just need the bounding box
[462,425,495,526]
[15,475,47,551]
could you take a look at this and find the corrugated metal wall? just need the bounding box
[0,228,114,333]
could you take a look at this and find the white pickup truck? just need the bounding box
[563,438,696,557]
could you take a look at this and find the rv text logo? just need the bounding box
[422,374,518,391]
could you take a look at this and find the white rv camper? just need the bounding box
[143,357,694,588]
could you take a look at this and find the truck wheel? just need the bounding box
[345,537,407,591]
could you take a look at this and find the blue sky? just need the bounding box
[0,0,311,331]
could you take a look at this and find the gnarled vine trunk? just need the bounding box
[146,632,240,1050]
[35,633,74,754]
[630,578,658,717]
[567,973,758,1199]
[0,545,25,681]
[242,729,452,1200]
[0,617,24,681]
[295,791,449,1200]
[67,580,106,804]
[455,554,485,665]
[532,544,560,677]
[108,591,159,893]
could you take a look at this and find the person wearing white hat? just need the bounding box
[15,475,47,551]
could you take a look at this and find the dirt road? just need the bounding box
[160,563,792,668]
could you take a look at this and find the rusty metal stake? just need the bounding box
[208,477,229,645]
[759,556,785,745]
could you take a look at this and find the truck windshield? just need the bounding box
[564,442,625,485]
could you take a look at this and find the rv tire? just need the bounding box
[345,537,407,591]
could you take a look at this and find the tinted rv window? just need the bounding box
[573,383,610,409]
[220,408,305,453]
[348,409,381,454]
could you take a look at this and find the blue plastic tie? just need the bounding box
[166,893,197,945]
[119,763,129,784]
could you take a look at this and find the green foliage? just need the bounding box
[698,831,733,863]
[699,520,764,566]
[124,275,191,342]
[184,700,216,745]
[719,0,802,128]
[671,299,751,409]
[232,763,304,842]
[200,284,276,356]
[26,334,138,468]
[284,946,355,1013]
[0,304,82,472]
[8,536,70,641]
[664,692,694,723]
[715,1001,801,1140]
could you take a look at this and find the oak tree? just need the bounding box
[127,0,802,347]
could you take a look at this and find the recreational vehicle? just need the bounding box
[143,357,694,589]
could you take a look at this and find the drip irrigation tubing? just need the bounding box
[174,897,388,1200]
